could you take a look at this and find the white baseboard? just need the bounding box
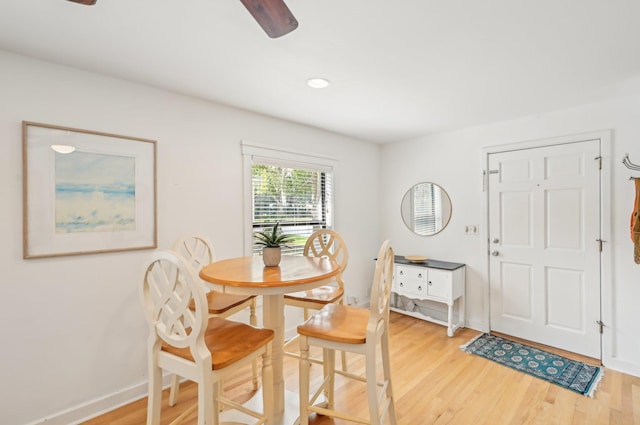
[465,318,489,334]
[25,375,174,425]
[602,357,640,378]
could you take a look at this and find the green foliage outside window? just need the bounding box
[251,163,333,255]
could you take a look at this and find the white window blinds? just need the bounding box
[412,183,443,235]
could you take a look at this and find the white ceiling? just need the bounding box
[1,0,640,143]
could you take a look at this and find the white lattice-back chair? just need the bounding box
[140,250,274,425]
[169,234,259,406]
[297,240,397,425]
[284,229,349,369]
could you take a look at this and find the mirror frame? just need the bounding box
[400,182,452,236]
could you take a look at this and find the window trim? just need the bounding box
[241,141,337,255]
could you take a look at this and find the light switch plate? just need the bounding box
[464,225,479,235]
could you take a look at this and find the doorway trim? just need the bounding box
[482,130,612,365]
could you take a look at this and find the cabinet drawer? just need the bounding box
[396,266,427,281]
[402,279,428,298]
[395,265,428,298]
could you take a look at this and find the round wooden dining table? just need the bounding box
[199,254,340,424]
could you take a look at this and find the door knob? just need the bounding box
[492,238,500,244]
[491,250,499,256]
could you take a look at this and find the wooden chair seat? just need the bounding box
[284,285,344,305]
[162,317,274,370]
[189,292,256,315]
[297,303,368,344]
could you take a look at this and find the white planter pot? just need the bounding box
[262,247,282,267]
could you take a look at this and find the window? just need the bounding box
[242,143,335,256]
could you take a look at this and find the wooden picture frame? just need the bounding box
[22,121,157,258]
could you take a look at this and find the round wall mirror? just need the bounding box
[401,182,452,236]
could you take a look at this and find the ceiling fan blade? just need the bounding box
[66,0,97,4]
[239,0,298,38]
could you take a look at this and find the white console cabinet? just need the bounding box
[391,256,465,336]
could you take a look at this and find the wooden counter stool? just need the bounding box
[284,229,349,370]
[297,240,397,425]
[140,250,274,425]
[168,234,258,407]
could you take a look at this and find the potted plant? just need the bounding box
[253,222,295,266]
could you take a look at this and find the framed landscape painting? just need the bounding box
[22,121,157,258]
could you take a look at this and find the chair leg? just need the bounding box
[382,332,398,425]
[340,350,348,372]
[251,359,259,391]
[199,372,215,425]
[249,298,258,327]
[250,299,259,391]
[322,348,336,409]
[168,373,180,407]
[338,300,348,373]
[299,336,311,425]
[323,348,335,410]
[147,360,163,425]
[217,381,224,412]
[365,344,380,425]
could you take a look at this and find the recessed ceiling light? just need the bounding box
[306,78,330,89]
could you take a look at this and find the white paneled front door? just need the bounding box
[488,140,602,358]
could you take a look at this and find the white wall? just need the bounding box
[0,50,381,425]
[380,94,640,378]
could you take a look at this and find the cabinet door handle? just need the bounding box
[399,282,404,288]
[399,270,404,276]
[417,285,422,291]
[417,273,423,278]
[428,281,432,286]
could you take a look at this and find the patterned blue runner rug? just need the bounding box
[461,333,604,397]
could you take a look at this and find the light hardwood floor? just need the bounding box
[83,312,640,425]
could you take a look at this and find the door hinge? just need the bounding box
[594,156,602,170]
[596,239,605,252]
[596,320,605,334]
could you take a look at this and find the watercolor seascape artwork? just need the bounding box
[55,151,136,233]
